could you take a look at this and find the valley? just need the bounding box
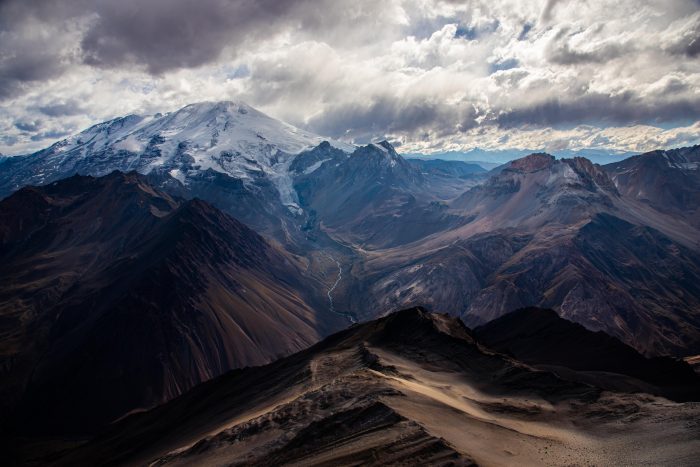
[2,1,700,465]
[1,101,699,466]
[3,102,700,359]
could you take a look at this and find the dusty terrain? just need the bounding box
[51,308,700,466]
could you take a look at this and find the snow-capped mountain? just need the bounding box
[3,101,465,250]
[0,101,354,214]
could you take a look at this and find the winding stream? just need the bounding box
[325,254,357,324]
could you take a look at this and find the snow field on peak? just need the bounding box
[44,101,355,213]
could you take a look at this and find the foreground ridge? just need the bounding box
[48,308,700,467]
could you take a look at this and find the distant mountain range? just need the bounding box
[346,151,700,357]
[404,147,637,165]
[1,102,699,358]
[1,101,700,465]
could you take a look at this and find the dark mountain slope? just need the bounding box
[351,153,700,357]
[48,308,700,467]
[475,307,700,401]
[0,172,336,436]
[462,213,700,355]
[605,145,700,227]
[294,142,470,248]
[407,158,486,178]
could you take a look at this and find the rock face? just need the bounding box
[0,171,338,435]
[44,309,700,467]
[294,142,472,249]
[604,145,700,227]
[351,153,700,357]
[452,153,620,225]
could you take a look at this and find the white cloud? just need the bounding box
[0,0,698,156]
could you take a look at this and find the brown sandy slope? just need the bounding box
[0,172,340,437]
[52,308,700,467]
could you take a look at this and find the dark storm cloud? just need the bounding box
[0,0,306,76]
[666,16,700,58]
[80,0,296,73]
[0,55,59,83]
[307,96,480,141]
[546,27,628,65]
[0,43,71,99]
[0,0,89,24]
[81,0,403,73]
[35,100,86,117]
[29,129,72,142]
[14,121,42,132]
[0,0,86,99]
[496,92,700,128]
[0,0,390,80]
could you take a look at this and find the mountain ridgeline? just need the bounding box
[1,101,700,465]
[0,171,341,435]
[1,102,699,359]
[36,308,700,466]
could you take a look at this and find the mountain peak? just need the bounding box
[349,143,423,182]
[374,140,396,152]
[508,152,555,172]
[501,153,617,197]
[0,101,355,212]
[176,100,261,118]
[563,156,619,195]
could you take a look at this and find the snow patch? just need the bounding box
[169,168,186,184]
[372,143,389,153]
[546,163,578,186]
[114,135,145,153]
[24,101,355,212]
[304,158,331,174]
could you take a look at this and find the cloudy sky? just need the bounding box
[1,0,699,156]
